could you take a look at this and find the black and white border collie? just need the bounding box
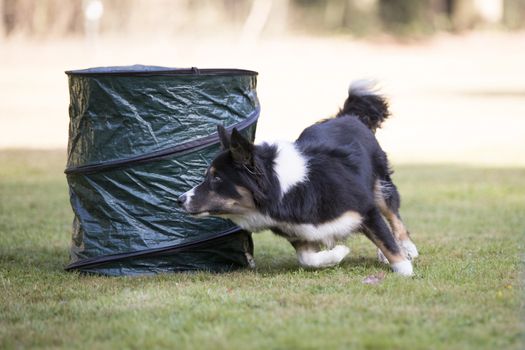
[178,80,418,276]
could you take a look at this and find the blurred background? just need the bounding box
[1,0,524,166]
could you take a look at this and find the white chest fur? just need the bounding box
[228,211,363,246]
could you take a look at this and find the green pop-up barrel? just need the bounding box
[64,65,259,276]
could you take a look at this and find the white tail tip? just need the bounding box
[349,79,381,96]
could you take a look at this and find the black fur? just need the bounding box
[226,114,391,226]
[337,88,390,132]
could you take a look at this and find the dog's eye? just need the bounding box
[211,176,222,183]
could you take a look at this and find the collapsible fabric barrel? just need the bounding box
[64,65,259,276]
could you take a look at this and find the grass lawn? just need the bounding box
[0,150,523,349]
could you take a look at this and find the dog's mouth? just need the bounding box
[187,209,228,218]
[188,211,211,218]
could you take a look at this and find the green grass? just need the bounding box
[0,150,524,350]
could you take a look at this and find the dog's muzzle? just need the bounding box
[177,193,188,207]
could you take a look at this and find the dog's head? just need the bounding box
[178,126,264,218]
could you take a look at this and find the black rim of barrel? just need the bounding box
[64,226,250,271]
[65,67,258,77]
[64,108,259,175]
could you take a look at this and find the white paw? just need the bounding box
[332,245,350,260]
[296,245,350,269]
[391,260,414,276]
[400,240,419,260]
[377,249,389,264]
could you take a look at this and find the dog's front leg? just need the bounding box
[292,241,350,268]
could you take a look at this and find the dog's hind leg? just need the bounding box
[292,241,350,269]
[363,207,414,276]
[374,179,419,260]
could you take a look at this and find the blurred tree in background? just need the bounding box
[378,0,435,36]
[0,0,523,39]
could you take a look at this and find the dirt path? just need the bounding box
[1,32,524,166]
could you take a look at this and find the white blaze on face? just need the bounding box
[273,141,309,197]
[182,187,196,207]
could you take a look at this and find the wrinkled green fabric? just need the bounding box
[67,68,259,167]
[65,66,259,275]
[76,231,255,276]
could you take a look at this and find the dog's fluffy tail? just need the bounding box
[337,80,390,132]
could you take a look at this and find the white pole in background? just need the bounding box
[83,0,104,47]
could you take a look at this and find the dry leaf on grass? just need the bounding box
[362,272,386,285]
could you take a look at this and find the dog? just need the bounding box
[178,80,418,276]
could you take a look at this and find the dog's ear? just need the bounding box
[230,128,253,166]
[217,125,230,150]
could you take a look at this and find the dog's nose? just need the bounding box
[177,194,187,206]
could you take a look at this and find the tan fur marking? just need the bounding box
[291,240,321,252]
[234,186,256,211]
[374,180,409,241]
[336,211,363,226]
[374,241,406,264]
[389,215,409,241]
